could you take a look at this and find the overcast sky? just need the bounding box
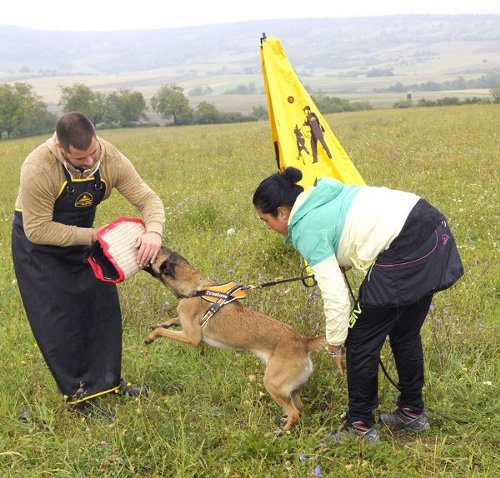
[1,0,499,31]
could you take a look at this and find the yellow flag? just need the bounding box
[260,35,365,188]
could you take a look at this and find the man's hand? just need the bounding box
[135,231,162,267]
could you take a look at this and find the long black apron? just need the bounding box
[12,166,122,404]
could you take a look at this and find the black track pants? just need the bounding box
[345,294,433,427]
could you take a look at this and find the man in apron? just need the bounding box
[12,112,165,411]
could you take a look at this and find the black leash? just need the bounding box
[243,266,317,291]
[191,269,316,328]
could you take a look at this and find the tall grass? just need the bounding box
[0,105,498,477]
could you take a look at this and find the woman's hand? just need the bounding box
[327,345,345,375]
[135,231,162,267]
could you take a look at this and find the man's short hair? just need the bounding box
[56,112,96,152]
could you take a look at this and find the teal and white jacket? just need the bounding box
[285,178,419,345]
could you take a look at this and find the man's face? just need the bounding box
[60,136,100,171]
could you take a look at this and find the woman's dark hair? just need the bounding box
[253,167,304,216]
[56,112,96,152]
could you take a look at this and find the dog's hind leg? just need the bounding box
[291,389,304,413]
[264,381,300,431]
[263,360,301,430]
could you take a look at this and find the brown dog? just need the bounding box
[144,246,326,430]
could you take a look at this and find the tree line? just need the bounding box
[0,82,268,139]
[4,80,494,140]
[380,72,500,93]
[393,87,500,108]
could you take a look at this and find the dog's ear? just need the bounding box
[160,259,177,279]
[160,251,189,279]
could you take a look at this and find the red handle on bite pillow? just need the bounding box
[87,217,145,283]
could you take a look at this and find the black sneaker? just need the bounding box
[118,379,148,397]
[326,420,381,444]
[68,400,114,420]
[379,406,430,432]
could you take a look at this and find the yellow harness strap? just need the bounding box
[197,282,246,303]
[195,282,246,328]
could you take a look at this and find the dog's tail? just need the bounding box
[306,335,328,353]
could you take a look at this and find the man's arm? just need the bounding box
[20,162,94,246]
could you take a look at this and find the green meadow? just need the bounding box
[0,105,498,477]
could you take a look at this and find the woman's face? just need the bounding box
[255,206,290,236]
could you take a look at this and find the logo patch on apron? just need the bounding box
[75,192,93,207]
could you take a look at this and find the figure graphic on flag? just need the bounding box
[302,105,332,163]
[293,124,310,164]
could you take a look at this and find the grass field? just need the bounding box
[0,105,499,477]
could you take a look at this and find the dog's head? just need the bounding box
[144,246,183,278]
[144,246,201,298]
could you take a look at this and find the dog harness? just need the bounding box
[193,282,246,328]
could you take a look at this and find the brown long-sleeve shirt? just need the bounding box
[15,134,165,246]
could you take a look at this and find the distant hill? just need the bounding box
[1,15,499,110]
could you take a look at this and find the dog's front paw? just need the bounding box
[144,335,154,345]
[148,323,164,331]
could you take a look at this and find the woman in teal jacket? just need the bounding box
[253,167,463,442]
